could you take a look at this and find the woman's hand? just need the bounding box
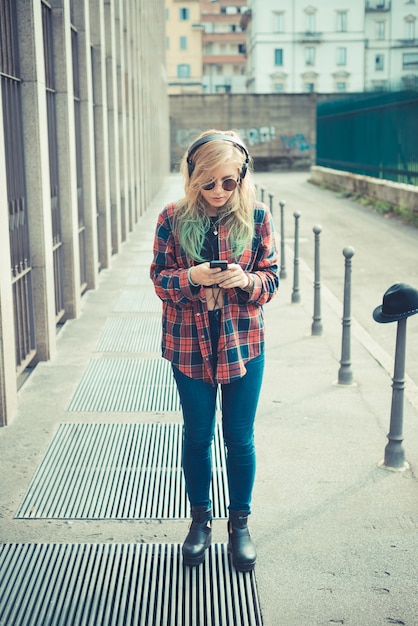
[216,263,249,289]
[189,262,226,287]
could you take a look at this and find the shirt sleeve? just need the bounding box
[240,207,279,306]
[150,206,201,306]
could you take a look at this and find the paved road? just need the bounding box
[254,171,418,390]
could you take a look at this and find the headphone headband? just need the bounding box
[186,134,249,179]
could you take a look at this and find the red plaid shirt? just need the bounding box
[150,202,279,385]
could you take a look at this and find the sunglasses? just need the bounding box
[201,178,238,191]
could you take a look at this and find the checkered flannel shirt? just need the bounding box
[150,202,279,385]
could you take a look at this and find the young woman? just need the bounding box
[150,130,279,572]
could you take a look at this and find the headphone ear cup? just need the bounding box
[240,162,248,179]
[187,159,194,178]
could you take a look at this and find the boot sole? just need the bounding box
[182,540,211,567]
[228,543,256,572]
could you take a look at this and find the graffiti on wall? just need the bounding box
[176,127,311,151]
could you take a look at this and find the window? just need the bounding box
[166,36,170,50]
[274,12,284,33]
[306,12,315,33]
[375,54,384,70]
[405,17,416,40]
[305,82,315,92]
[180,36,187,50]
[337,47,347,65]
[337,11,347,33]
[274,83,284,92]
[274,48,283,66]
[376,21,385,40]
[177,64,190,78]
[305,47,315,65]
[179,8,189,21]
[403,52,418,68]
[336,82,346,92]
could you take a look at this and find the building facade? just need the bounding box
[165,0,248,94]
[0,0,169,425]
[201,0,248,93]
[166,0,204,94]
[242,0,418,93]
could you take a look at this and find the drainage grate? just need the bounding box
[15,423,229,519]
[67,358,179,412]
[96,317,161,353]
[113,288,161,313]
[0,543,263,626]
[67,358,221,413]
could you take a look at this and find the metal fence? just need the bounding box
[1,0,36,372]
[316,90,418,186]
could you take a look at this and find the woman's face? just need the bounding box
[199,164,238,213]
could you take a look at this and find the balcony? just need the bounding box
[297,32,322,43]
[203,32,246,43]
[365,1,391,11]
[202,54,246,65]
[394,38,418,48]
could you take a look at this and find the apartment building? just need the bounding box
[242,0,418,93]
[166,0,204,93]
[200,0,248,93]
[165,1,248,94]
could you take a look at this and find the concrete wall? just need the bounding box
[310,166,418,216]
[169,93,317,172]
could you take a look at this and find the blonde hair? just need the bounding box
[175,129,256,262]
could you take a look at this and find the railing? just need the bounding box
[316,91,418,186]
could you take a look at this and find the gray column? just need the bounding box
[90,0,112,267]
[72,0,99,290]
[51,0,81,319]
[17,0,57,359]
[0,85,18,426]
[115,0,129,241]
[105,0,122,253]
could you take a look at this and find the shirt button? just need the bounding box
[196,313,200,316]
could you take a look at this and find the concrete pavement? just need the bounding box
[0,172,417,626]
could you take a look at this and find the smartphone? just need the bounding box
[210,260,228,271]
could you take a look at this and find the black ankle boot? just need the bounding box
[182,506,212,566]
[228,511,257,572]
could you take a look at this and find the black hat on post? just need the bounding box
[373,283,418,324]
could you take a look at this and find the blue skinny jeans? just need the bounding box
[172,312,265,514]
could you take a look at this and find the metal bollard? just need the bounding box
[337,246,355,385]
[382,318,408,469]
[291,211,301,303]
[311,225,323,336]
[268,193,274,217]
[260,187,265,203]
[279,201,287,279]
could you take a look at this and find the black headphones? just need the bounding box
[186,134,250,180]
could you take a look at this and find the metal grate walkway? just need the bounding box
[67,358,180,412]
[15,423,229,519]
[96,316,162,353]
[113,288,161,313]
[0,543,262,626]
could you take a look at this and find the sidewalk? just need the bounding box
[1,173,417,626]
